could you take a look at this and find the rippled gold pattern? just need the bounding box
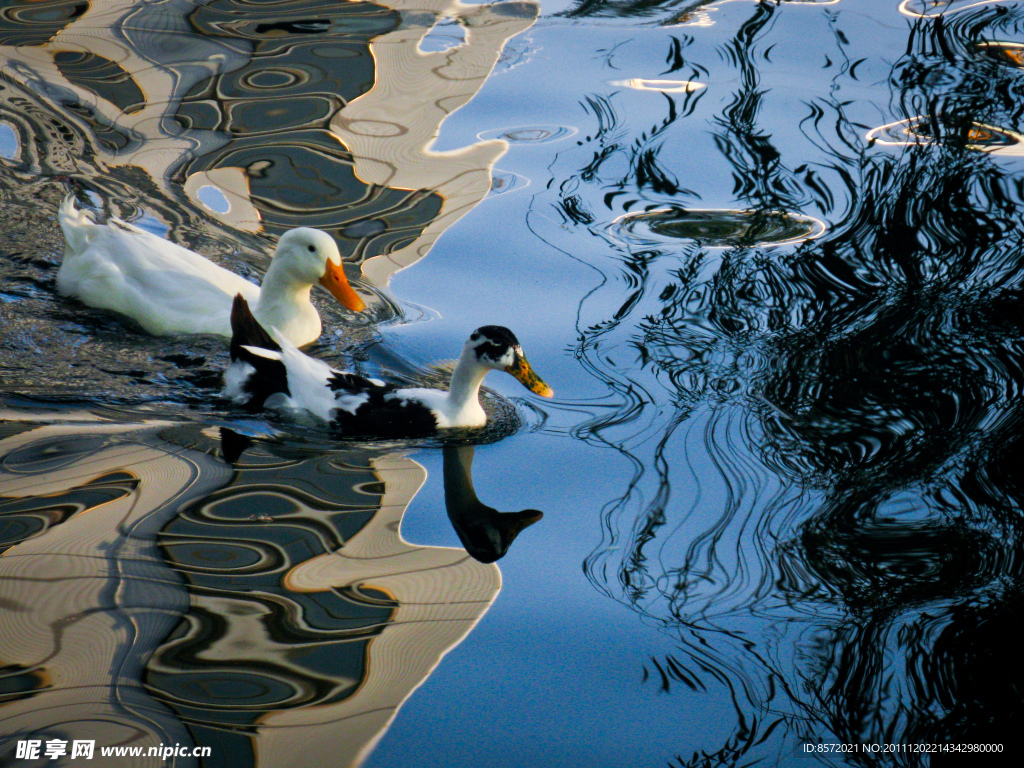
[0,420,500,765]
[0,0,538,283]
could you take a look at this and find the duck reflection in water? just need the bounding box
[443,444,543,563]
[219,432,543,564]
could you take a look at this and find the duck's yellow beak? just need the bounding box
[319,258,366,312]
[508,355,554,398]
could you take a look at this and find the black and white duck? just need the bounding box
[223,295,553,435]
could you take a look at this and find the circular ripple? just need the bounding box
[612,207,826,247]
[1,435,109,475]
[163,540,283,575]
[241,67,309,90]
[0,515,47,547]
[157,669,309,709]
[488,169,530,196]
[0,1,87,46]
[898,0,1001,19]
[867,116,1023,151]
[477,125,577,144]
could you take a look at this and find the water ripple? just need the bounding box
[533,0,1024,761]
[477,124,578,144]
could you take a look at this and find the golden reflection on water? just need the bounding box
[333,0,538,283]
[0,0,538,285]
[0,419,500,765]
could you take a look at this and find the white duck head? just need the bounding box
[265,228,365,312]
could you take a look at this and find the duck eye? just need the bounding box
[307,244,316,252]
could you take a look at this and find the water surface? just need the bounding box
[2,1,1022,766]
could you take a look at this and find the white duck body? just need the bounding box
[56,195,364,345]
[224,295,553,435]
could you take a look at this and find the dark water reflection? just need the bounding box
[443,444,544,562]
[3,0,1024,765]
[535,0,1024,763]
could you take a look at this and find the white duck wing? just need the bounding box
[224,340,336,418]
[275,343,355,421]
[225,294,357,420]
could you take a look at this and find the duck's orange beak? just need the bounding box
[507,354,554,398]
[319,259,366,312]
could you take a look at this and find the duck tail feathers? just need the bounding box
[230,294,282,358]
[227,294,290,410]
[57,194,98,254]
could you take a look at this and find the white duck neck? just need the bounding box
[444,347,490,419]
[254,260,317,332]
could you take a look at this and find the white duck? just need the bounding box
[224,295,553,436]
[56,195,365,346]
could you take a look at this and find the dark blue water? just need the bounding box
[2,1,1022,766]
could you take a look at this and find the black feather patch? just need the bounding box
[229,294,290,411]
[219,427,253,464]
[331,387,441,437]
[227,295,467,436]
[230,294,281,358]
[327,370,390,393]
